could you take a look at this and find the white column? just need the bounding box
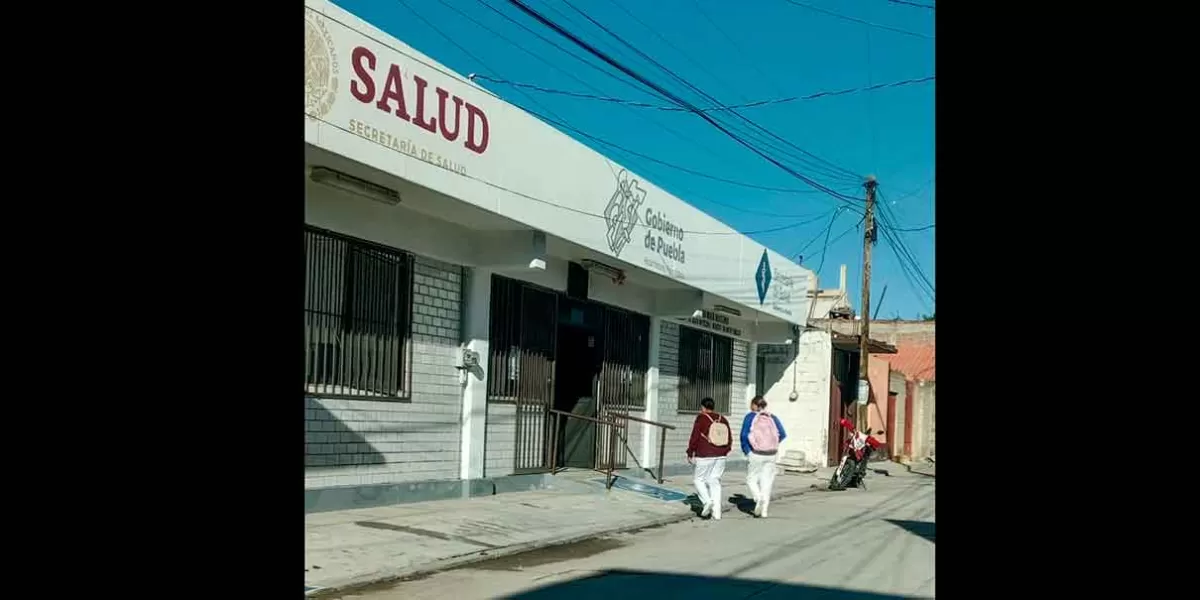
[642,316,662,469]
[459,267,492,481]
[746,341,759,404]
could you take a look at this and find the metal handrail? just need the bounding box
[608,413,675,484]
[608,413,676,429]
[547,408,622,489]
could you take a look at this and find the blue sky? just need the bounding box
[331,0,935,318]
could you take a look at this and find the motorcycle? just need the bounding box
[829,418,885,491]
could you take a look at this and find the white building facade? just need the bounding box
[304,1,814,503]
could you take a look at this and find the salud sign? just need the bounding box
[755,249,772,305]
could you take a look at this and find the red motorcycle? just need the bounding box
[829,418,885,490]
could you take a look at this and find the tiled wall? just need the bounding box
[656,321,750,470]
[304,257,464,489]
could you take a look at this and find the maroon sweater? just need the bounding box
[686,412,733,459]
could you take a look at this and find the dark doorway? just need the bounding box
[827,348,859,467]
[554,299,604,469]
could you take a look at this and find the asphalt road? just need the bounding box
[331,471,935,599]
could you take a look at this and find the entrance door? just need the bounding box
[827,348,858,467]
[554,299,604,469]
[904,379,915,457]
[886,389,897,459]
[595,306,649,470]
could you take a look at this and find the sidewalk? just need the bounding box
[305,468,829,596]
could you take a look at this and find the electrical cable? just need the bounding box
[370,2,866,216]
[560,0,865,186]
[442,0,865,212]
[470,74,936,112]
[507,0,866,206]
[309,114,835,237]
[782,0,934,40]
[689,0,786,97]
[885,0,935,10]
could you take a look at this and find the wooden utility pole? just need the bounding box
[858,176,878,423]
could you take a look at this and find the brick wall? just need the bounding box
[657,321,750,470]
[483,403,518,477]
[304,256,464,489]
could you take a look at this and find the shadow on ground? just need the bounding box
[500,570,925,599]
[729,493,756,516]
[885,519,935,543]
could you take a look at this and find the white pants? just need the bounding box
[693,456,727,516]
[746,453,778,510]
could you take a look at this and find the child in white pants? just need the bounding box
[740,396,787,517]
[686,397,733,519]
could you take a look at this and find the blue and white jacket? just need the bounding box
[740,411,787,455]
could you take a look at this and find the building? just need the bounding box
[806,264,853,320]
[303,1,816,506]
[820,319,935,461]
[754,266,897,469]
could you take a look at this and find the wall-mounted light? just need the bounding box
[580,259,625,282]
[529,232,547,270]
[713,304,742,317]
[309,166,401,206]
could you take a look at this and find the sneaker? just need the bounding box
[712,510,722,520]
[700,503,712,518]
[753,502,763,517]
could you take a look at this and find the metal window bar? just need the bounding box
[304,227,412,399]
[677,325,734,414]
[487,275,524,402]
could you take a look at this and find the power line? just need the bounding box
[874,197,935,301]
[396,0,568,126]
[560,0,865,186]
[797,207,847,258]
[782,0,934,40]
[688,0,785,97]
[469,0,667,101]
[384,1,862,219]
[311,114,832,237]
[437,0,811,213]
[470,74,935,112]
[453,0,866,210]
[888,223,934,232]
[886,0,935,10]
[507,0,865,206]
[483,91,864,199]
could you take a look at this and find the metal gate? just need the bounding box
[595,307,650,470]
[488,275,558,474]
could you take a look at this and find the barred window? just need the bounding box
[304,226,412,400]
[678,325,733,414]
[487,275,557,403]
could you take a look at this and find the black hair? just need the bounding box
[751,395,767,409]
[700,397,716,411]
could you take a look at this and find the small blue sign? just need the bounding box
[755,250,772,305]
[595,477,689,502]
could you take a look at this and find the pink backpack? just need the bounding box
[749,412,780,452]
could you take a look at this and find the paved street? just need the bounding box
[328,472,934,599]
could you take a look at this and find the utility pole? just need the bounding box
[857,176,878,427]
